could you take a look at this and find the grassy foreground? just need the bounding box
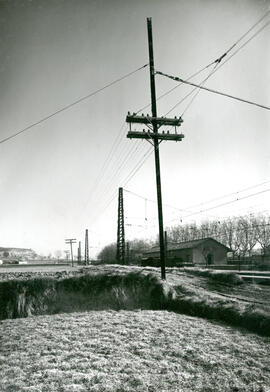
[1,266,270,336]
[1,310,270,392]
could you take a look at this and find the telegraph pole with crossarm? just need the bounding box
[125,18,184,280]
[65,238,76,267]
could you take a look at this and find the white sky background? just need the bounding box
[0,0,269,257]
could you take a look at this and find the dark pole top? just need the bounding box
[147,18,158,122]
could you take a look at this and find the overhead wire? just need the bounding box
[210,18,270,76]
[88,144,154,227]
[173,188,270,222]
[86,140,152,222]
[134,60,220,115]
[86,141,143,215]
[208,10,270,66]
[156,70,270,111]
[80,122,128,213]
[159,12,270,116]
[84,11,270,228]
[95,140,146,202]
[163,63,218,116]
[0,63,148,145]
[124,178,270,215]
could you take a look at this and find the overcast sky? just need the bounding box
[0,0,269,257]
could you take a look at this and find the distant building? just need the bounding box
[142,237,231,267]
[0,247,37,260]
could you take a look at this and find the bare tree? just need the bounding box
[254,214,270,257]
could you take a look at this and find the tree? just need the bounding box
[97,238,153,264]
[98,243,117,264]
[254,214,270,257]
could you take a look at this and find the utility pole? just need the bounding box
[77,241,82,264]
[65,238,76,267]
[116,187,125,264]
[164,231,168,267]
[85,229,89,265]
[125,18,184,280]
[126,242,130,264]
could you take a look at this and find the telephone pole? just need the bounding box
[85,229,89,265]
[65,238,76,267]
[77,241,82,264]
[125,18,184,280]
[116,187,125,264]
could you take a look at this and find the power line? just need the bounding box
[184,179,270,211]
[210,10,270,66]
[122,146,153,187]
[211,19,270,76]
[157,70,270,111]
[161,14,270,116]
[164,63,218,117]
[134,61,217,115]
[0,63,148,145]
[86,143,153,225]
[178,188,270,221]
[124,179,270,215]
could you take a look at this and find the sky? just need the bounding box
[0,0,269,257]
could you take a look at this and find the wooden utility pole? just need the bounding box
[77,241,82,264]
[85,229,89,265]
[126,241,130,264]
[164,231,168,266]
[65,238,76,267]
[125,18,184,280]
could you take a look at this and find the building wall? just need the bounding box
[143,239,228,266]
[167,248,193,263]
[195,240,228,265]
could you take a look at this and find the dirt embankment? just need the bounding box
[0,272,171,320]
[1,267,270,336]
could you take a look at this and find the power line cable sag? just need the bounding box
[0,63,148,145]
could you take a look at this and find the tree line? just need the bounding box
[167,213,270,257]
[97,214,270,262]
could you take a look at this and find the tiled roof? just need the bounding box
[144,237,230,254]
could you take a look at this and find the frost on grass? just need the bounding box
[1,310,270,392]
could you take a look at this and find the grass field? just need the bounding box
[1,265,270,391]
[1,310,270,392]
